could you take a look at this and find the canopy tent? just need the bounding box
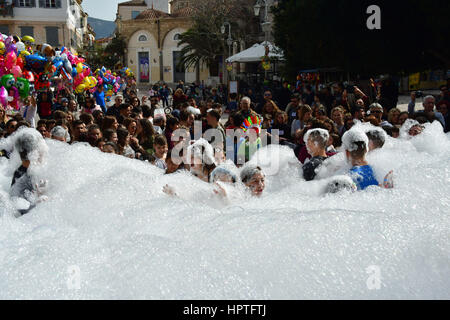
[225,41,284,63]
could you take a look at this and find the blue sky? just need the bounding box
[83,0,125,21]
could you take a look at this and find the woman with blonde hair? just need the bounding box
[0,104,9,131]
[261,100,281,126]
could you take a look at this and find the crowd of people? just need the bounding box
[1,74,449,213]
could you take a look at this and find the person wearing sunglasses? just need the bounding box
[369,103,391,127]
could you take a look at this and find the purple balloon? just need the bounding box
[6,43,17,54]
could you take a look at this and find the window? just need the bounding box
[45,26,59,46]
[20,26,34,38]
[138,35,147,42]
[0,25,10,35]
[17,0,36,7]
[173,33,181,41]
[132,11,141,19]
[39,0,61,8]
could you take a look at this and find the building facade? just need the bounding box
[116,0,211,85]
[0,0,94,52]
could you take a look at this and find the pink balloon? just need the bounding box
[5,51,17,70]
[0,86,8,106]
[11,65,22,78]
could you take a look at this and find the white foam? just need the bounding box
[0,126,449,299]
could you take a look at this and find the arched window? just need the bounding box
[138,35,147,42]
[174,33,181,41]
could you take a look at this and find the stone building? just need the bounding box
[0,0,94,53]
[116,0,212,85]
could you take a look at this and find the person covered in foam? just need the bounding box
[342,128,379,191]
[7,128,48,216]
[302,128,330,181]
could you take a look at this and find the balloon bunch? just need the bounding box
[0,32,136,110]
[241,115,263,135]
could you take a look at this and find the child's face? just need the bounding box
[166,158,179,173]
[155,144,168,158]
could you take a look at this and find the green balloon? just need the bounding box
[16,77,30,98]
[1,74,15,90]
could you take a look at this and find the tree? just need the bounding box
[273,0,450,80]
[177,0,260,72]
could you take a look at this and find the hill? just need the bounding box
[88,17,116,39]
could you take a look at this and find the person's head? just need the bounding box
[123,117,137,136]
[87,124,102,141]
[165,153,180,174]
[119,103,132,118]
[92,109,104,124]
[274,111,287,125]
[304,128,329,156]
[369,103,384,121]
[114,95,124,106]
[37,124,49,138]
[398,111,409,126]
[103,142,118,154]
[352,105,365,120]
[103,129,118,144]
[116,127,130,147]
[138,118,156,140]
[61,97,69,108]
[263,90,272,101]
[102,115,119,132]
[68,99,77,112]
[5,119,18,135]
[409,124,424,137]
[366,128,386,151]
[297,104,312,123]
[166,115,180,132]
[71,120,87,140]
[326,176,357,194]
[210,166,238,184]
[291,93,300,105]
[240,97,251,111]
[131,96,140,107]
[240,165,265,197]
[97,84,103,92]
[423,95,436,113]
[50,125,67,142]
[331,106,345,125]
[206,108,221,127]
[388,108,401,125]
[84,97,95,109]
[342,129,369,164]
[436,101,448,116]
[356,98,365,108]
[154,134,168,159]
[180,110,195,128]
[79,112,94,126]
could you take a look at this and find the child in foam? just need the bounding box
[342,129,379,191]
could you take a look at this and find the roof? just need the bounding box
[118,0,147,7]
[135,8,170,20]
[171,6,196,18]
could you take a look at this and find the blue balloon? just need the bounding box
[103,84,108,91]
[72,67,78,77]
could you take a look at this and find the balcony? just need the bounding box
[0,1,14,17]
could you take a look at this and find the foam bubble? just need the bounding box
[0,126,449,299]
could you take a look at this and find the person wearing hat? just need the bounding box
[52,96,69,113]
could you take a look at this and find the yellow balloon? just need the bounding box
[0,42,5,55]
[76,84,86,93]
[19,50,31,58]
[76,63,83,74]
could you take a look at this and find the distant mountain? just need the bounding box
[88,17,116,39]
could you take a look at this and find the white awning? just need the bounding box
[225,41,284,63]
